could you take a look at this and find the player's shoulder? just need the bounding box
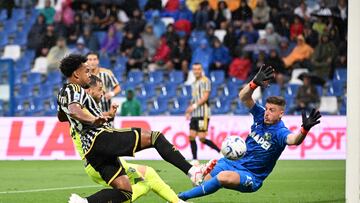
[99,68,115,76]
[201,76,210,82]
[67,83,84,92]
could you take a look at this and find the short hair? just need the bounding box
[59,54,87,77]
[89,74,102,87]
[86,51,99,58]
[266,96,286,107]
[192,63,203,68]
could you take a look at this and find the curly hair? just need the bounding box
[59,54,87,77]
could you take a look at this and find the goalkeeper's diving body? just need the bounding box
[68,74,183,203]
[178,65,322,201]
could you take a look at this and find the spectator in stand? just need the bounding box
[228,51,252,81]
[294,0,312,21]
[310,33,337,80]
[252,0,271,29]
[210,37,231,74]
[37,24,58,57]
[290,15,304,41]
[278,37,294,58]
[233,35,249,57]
[169,36,192,76]
[191,39,213,73]
[93,3,112,31]
[0,0,14,19]
[232,0,252,22]
[266,49,289,77]
[41,0,56,24]
[275,16,290,39]
[55,0,74,28]
[100,25,120,56]
[303,22,319,48]
[28,14,47,51]
[164,24,180,48]
[125,9,146,37]
[152,37,171,69]
[149,10,166,39]
[249,51,267,80]
[240,22,259,44]
[70,37,89,55]
[331,0,347,40]
[334,35,347,68]
[83,26,99,52]
[164,0,180,12]
[121,89,141,116]
[223,25,238,57]
[289,73,319,114]
[66,13,83,45]
[121,31,137,55]
[144,0,162,11]
[194,1,214,30]
[127,38,148,72]
[213,1,231,29]
[312,17,327,36]
[205,24,217,45]
[76,1,93,26]
[264,22,281,48]
[177,1,193,22]
[47,37,70,72]
[283,35,313,68]
[141,24,159,58]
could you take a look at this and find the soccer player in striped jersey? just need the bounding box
[87,52,120,126]
[186,63,220,165]
[69,75,184,203]
[57,55,213,203]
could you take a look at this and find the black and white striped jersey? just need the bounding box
[57,83,109,153]
[97,68,119,112]
[191,76,211,118]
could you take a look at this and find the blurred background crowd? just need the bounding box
[0,0,347,116]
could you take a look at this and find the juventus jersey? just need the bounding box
[57,83,109,153]
[97,68,119,112]
[191,76,211,118]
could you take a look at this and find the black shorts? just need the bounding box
[85,127,141,185]
[190,117,210,132]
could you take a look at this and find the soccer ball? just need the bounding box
[221,136,247,160]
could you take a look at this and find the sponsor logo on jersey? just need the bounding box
[249,132,272,150]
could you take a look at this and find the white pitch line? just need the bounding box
[0,185,102,194]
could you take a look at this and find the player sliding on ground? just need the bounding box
[178,65,322,201]
[56,55,214,203]
[66,75,184,203]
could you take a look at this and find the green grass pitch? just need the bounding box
[0,160,344,203]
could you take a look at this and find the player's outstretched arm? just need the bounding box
[68,103,108,126]
[287,109,321,145]
[239,64,274,109]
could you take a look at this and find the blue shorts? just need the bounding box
[209,158,263,193]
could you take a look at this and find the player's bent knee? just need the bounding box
[110,175,132,192]
[140,129,152,148]
[199,137,206,143]
[217,171,240,187]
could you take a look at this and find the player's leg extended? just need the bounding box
[178,171,240,201]
[142,165,179,203]
[189,130,198,160]
[198,118,220,152]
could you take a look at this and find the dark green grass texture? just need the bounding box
[0,160,344,203]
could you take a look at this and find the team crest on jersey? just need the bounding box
[74,92,80,101]
[128,167,136,173]
[264,132,272,141]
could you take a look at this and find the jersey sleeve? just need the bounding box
[106,72,119,89]
[278,128,292,147]
[249,103,265,123]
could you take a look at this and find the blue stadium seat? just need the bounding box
[0,32,8,48]
[149,99,168,115]
[14,32,28,46]
[14,98,27,116]
[32,98,45,116]
[333,68,347,82]
[138,0,148,10]
[43,99,58,116]
[339,96,346,115]
[148,70,164,85]
[138,99,148,113]
[34,85,53,99]
[159,83,177,99]
[0,9,7,21]
[179,85,192,99]
[99,56,111,68]
[169,97,189,115]
[11,8,26,22]
[3,20,18,34]
[14,84,33,100]
[137,83,157,100]
[315,85,323,96]
[284,84,300,98]
[24,49,36,61]
[127,70,144,85]
[46,71,63,85]
[0,100,3,116]
[114,56,128,74]
[27,72,43,85]
[210,70,225,86]
[210,83,219,99]
[188,30,206,50]
[94,31,107,44]
[220,85,239,100]
[212,98,231,115]
[285,96,295,114]
[262,84,281,98]
[227,77,245,88]
[168,70,184,85]
[327,81,345,97]
[15,60,31,72]
[234,100,249,115]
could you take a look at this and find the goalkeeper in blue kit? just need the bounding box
[179,65,322,201]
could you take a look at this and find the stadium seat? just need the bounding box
[14,84,33,100]
[159,83,177,99]
[212,98,231,115]
[137,83,157,100]
[0,32,8,48]
[0,99,3,116]
[33,85,53,99]
[179,85,192,99]
[149,99,168,115]
[318,96,338,114]
[210,83,219,99]
[161,17,175,27]
[94,31,107,44]
[3,20,18,34]
[210,70,225,86]
[0,9,6,21]
[188,30,206,50]
[14,31,28,46]
[284,84,300,98]
[43,99,58,116]
[99,56,111,68]
[234,100,249,115]
[339,96,346,115]
[168,70,184,85]
[138,0,148,11]
[315,85,323,96]
[11,8,26,22]
[27,72,43,85]
[333,68,347,82]
[220,85,239,100]
[169,97,189,115]
[2,44,21,61]
[114,56,128,74]
[263,84,281,98]
[46,71,63,85]
[327,81,345,97]
[127,70,144,85]
[148,70,164,85]
[227,77,245,88]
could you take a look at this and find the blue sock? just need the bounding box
[178,176,222,200]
